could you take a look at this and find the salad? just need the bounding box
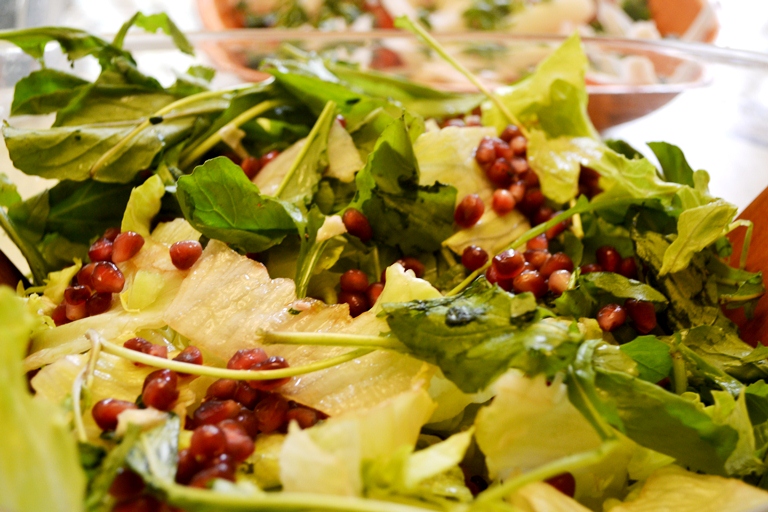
[1,12,768,512]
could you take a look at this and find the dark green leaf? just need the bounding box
[113,12,193,55]
[294,206,326,298]
[605,139,643,160]
[707,257,765,317]
[54,85,176,127]
[78,443,106,484]
[746,381,768,426]
[619,336,673,383]
[10,69,90,116]
[677,325,768,383]
[555,271,667,318]
[0,173,21,207]
[84,426,141,512]
[0,27,122,63]
[648,141,695,187]
[177,157,302,253]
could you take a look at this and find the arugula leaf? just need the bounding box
[746,381,768,426]
[10,69,90,116]
[605,139,643,160]
[177,157,303,253]
[383,278,581,393]
[84,425,141,512]
[676,326,768,383]
[0,26,123,63]
[591,149,681,205]
[660,200,737,275]
[648,141,695,187]
[294,206,330,298]
[113,12,193,55]
[555,271,668,318]
[53,85,175,127]
[0,173,21,207]
[619,336,673,383]
[348,118,456,254]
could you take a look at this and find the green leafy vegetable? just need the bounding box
[555,271,668,318]
[0,173,21,207]
[619,336,673,383]
[648,141,696,187]
[84,426,141,512]
[112,12,193,55]
[10,69,90,116]
[121,174,165,236]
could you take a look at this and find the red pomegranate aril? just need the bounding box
[112,495,162,512]
[240,157,262,180]
[189,462,236,488]
[342,208,373,242]
[286,406,320,429]
[109,467,145,500]
[580,263,603,274]
[596,246,621,273]
[169,240,203,270]
[174,346,203,366]
[142,369,179,411]
[219,419,255,462]
[88,238,113,262]
[190,424,227,463]
[486,159,513,188]
[518,188,545,214]
[77,262,97,288]
[500,124,521,143]
[92,398,138,431]
[64,285,91,305]
[340,269,369,293]
[51,303,69,326]
[338,290,369,318]
[248,356,291,391]
[546,472,576,498]
[511,136,528,155]
[492,189,516,215]
[546,220,568,240]
[234,410,259,438]
[399,256,425,278]
[625,299,657,334]
[494,140,513,160]
[475,137,496,167]
[91,261,125,294]
[227,348,268,370]
[492,249,526,279]
[85,293,112,316]
[366,282,384,305]
[336,114,347,129]
[511,156,529,175]
[192,400,242,426]
[512,270,548,298]
[619,257,639,279]
[539,253,574,278]
[548,270,572,296]
[206,379,238,401]
[597,304,627,332]
[259,150,280,168]
[524,249,550,270]
[509,182,526,203]
[462,245,489,271]
[527,234,549,251]
[533,206,554,226]
[112,231,145,263]
[522,170,540,188]
[65,301,87,321]
[233,382,261,409]
[486,266,514,291]
[176,448,200,484]
[253,394,289,433]
[103,227,121,242]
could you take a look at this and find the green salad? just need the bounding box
[2,12,768,512]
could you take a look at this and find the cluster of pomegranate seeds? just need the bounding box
[108,466,182,511]
[239,150,281,181]
[440,113,482,129]
[335,257,423,317]
[596,299,657,334]
[342,208,373,243]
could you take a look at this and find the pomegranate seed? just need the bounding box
[109,467,145,500]
[475,137,497,167]
[492,249,526,279]
[619,257,638,279]
[596,246,621,273]
[533,206,555,226]
[340,269,369,293]
[206,379,238,401]
[524,249,550,270]
[342,208,373,242]
[546,219,569,240]
[142,369,179,411]
[485,266,514,292]
[234,410,259,438]
[65,301,87,321]
[233,382,261,409]
[240,157,262,180]
[486,159,513,188]
[336,114,347,129]
[112,231,145,263]
[492,189,516,215]
[597,304,627,332]
[518,188,545,214]
[539,253,574,278]
[398,257,425,278]
[259,150,280,168]
[91,261,125,294]
[366,282,384,305]
[454,194,485,228]
[579,166,601,186]
[112,496,162,512]
[227,348,268,370]
[85,292,112,316]
[190,424,227,463]
[512,270,548,298]
[124,338,168,360]
[494,139,513,161]
[189,462,235,488]
[219,419,255,462]
[51,303,69,326]
[509,182,526,203]
[511,157,529,175]
[92,398,138,431]
[169,240,203,270]
[103,227,121,242]
[462,245,489,271]
[253,393,289,433]
[338,291,370,317]
[248,356,291,391]
[286,406,321,429]
[88,238,113,262]
[625,299,657,334]
[77,263,96,288]
[522,171,540,187]
[546,472,576,498]
[176,448,200,484]
[510,136,527,155]
[548,270,572,295]
[63,285,91,305]
[527,234,548,251]
[500,125,521,143]
[173,346,203,366]
[192,400,242,426]
[580,263,603,274]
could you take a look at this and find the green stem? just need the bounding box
[264,331,407,351]
[97,336,372,380]
[394,16,528,137]
[476,441,618,504]
[179,99,285,170]
[672,351,687,395]
[275,100,337,198]
[89,88,239,177]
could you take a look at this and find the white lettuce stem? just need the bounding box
[264,331,407,351]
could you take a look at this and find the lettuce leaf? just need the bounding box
[121,174,165,236]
